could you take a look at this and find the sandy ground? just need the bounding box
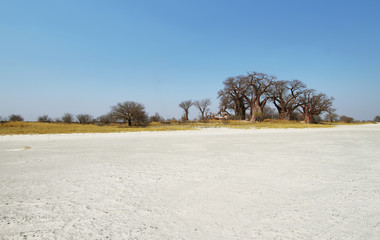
[0,124,380,239]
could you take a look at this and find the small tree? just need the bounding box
[179,100,193,121]
[194,99,211,120]
[38,115,52,123]
[9,114,24,122]
[339,115,354,123]
[111,101,148,126]
[374,115,380,122]
[324,109,339,122]
[149,112,164,122]
[76,114,93,124]
[62,113,74,123]
[97,113,114,125]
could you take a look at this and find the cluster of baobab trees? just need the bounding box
[216,71,335,123]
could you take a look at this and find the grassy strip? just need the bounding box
[0,120,343,135]
[0,122,197,135]
[1,120,374,135]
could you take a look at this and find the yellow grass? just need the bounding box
[0,120,346,135]
[0,122,196,135]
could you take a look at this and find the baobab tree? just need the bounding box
[217,76,248,120]
[194,99,211,120]
[243,72,276,122]
[111,101,148,126]
[299,89,334,123]
[179,100,193,121]
[269,79,306,120]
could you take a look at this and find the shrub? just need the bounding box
[76,114,93,124]
[149,112,164,122]
[97,113,114,125]
[9,114,24,122]
[38,115,52,123]
[62,113,74,123]
[339,115,354,123]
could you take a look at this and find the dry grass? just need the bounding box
[2,120,372,135]
[0,119,344,135]
[0,122,196,135]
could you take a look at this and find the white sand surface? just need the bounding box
[1,124,380,239]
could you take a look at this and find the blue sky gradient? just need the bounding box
[1,0,379,121]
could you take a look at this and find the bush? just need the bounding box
[9,114,24,122]
[76,114,93,124]
[38,115,52,123]
[374,115,380,122]
[62,113,74,123]
[97,113,114,125]
[339,115,354,123]
[149,112,164,122]
[254,112,264,122]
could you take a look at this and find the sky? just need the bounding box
[1,0,379,121]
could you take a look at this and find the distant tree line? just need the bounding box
[1,71,379,125]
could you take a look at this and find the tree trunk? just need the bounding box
[283,109,292,121]
[304,113,311,124]
[250,101,263,122]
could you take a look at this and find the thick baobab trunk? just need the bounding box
[250,101,264,122]
[234,101,246,120]
[283,109,292,120]
[304,113,311,124]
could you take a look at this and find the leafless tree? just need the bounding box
[9,114,24,122]
[62,113,74,123]
[149,112,164,122]
[38,115,52,123]
[243,72,276,122]
[76,114,93,124]
[269,80,306,120]
[324,109,339,122]
[218,72,275,122]
[0,116,7,122]
[194,99,211,120]
[179,100,193,121]
[97,113,114,125]
[217,76,248,120]
[299,89,334,123]
[111,101,148,126]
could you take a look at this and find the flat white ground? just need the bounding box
[1,124,380,239]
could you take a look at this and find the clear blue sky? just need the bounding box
[1,0,379,121]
